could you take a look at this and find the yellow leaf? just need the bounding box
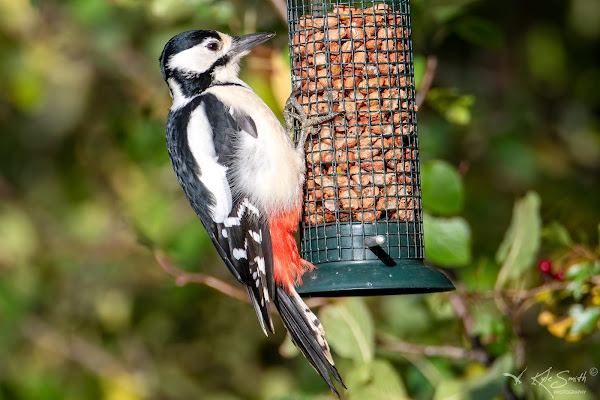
[547,316,573,338]
[537,310,556,326]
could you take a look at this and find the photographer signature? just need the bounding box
[504,366,593,398]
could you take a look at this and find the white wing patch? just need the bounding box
[217,196,272,331]
[223,198,260,227]
[187,104,232,223]
[256,256,266,274]
[233,248,247,260]
[249,230,262,243]
[243,198,260,217]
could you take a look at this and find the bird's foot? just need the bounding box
[283,90,343,150]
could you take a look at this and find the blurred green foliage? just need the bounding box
[1,0,599,399]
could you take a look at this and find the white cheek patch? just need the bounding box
[168,45,215,76]
[168,34,233,77]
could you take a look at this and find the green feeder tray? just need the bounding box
[296,222,454,297]
[287,0,455,296]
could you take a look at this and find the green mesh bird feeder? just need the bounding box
[287,0,454,296]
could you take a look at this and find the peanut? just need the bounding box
[291,6,419,225]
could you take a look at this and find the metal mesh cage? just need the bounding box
[287,0,453,296]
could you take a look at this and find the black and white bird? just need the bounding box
[159,30,345,395]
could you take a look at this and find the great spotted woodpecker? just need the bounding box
[159,30,344,395]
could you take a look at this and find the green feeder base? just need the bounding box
[296,259,454,297]
[297,222,455,297]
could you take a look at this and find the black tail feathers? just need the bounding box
[274,286,345,397]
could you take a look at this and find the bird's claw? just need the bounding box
[283,91,343,151]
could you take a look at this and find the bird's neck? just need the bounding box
[171,72,211,97]
[168,72,248,109]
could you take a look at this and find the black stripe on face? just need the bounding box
[164,52,233,98]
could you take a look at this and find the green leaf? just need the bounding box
[319,298,374,363]
[490,138,539,186]
[564,261,595,281]
[279,334,300,358]
[424,293,456,320]
[423,213,472,267]
[495,191,542,287]
[525,26,567,87]
[0,205,39,265]
[421,160,465,215]
[569,305,600,336]
[542,221,573,248]
[413,54,426,90]
[454,16,505,48]
[434,354,513,400]
[471,303,507,344]
[426,87,475,126]
[460,257,499,291]
[346,359,408,400]
[426,0,480,24]
[380,295,431,336]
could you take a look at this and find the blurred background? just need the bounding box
[0,0,599,399]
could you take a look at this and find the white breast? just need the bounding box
[206,85,305,214]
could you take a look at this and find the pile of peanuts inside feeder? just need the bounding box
[291,4,418,225]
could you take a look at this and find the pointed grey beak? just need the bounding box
[229,32,276,57]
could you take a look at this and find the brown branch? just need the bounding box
[465,281,571,304]
[305,297,329,308]
[449,288,492,365]
[154,249,249,303]
[449,291,475,335]
[379,335,488,363]
[415,55,438,108]
[267,0,287,23]
[154,249,333,310]
[453,280,572,372]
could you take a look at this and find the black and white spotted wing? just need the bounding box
[165,90,275,335]
[215,197,275,335]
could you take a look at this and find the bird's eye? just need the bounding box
[207,42,219,51]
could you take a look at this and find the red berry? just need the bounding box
[538,259,552,274]
[554,270,565,281]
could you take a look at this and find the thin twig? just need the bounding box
[449,288,492,365]
[267,0,287,23]
[465,281,571,303]
[401,353,445,386]
[305,297,329,308]
[155,249,332,309]
[449,290,474,335]
[379,335,488,363]
[154,249,249,303]
[415,55,438,108]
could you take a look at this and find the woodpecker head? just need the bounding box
[159,30,275,102]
